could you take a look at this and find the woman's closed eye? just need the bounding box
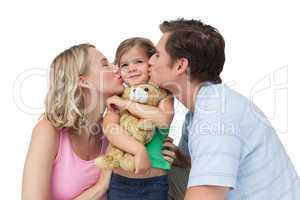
[120,63,128,68]
[101,61,110,67]
[101,58,110,67]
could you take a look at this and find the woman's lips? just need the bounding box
[115,75,123,83]
[127,74,140,79]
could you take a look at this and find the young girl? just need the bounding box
[103,38,176,200]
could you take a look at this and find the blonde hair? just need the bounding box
[44,43,95,130]
[114,37,156,66]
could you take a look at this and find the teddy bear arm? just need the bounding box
[137,119,156,131]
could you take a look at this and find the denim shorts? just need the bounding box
[108,173,169,200]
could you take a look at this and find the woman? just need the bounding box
[22,44,177,200]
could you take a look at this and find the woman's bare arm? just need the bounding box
[73,170,112,200]
[22,118,59,200]
[22,118,110,200]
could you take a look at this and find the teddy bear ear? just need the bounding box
[159,88,168,101]
[122,87,132,99]
[148,81,160,90]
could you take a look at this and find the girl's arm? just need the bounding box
[103,109,151,174]
[107,95,175,128]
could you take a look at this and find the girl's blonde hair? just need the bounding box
[44,43,95,130]
[114,37,156,66]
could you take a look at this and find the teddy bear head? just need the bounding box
[122,83,167,106]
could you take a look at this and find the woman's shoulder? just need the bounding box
[31,117,60,154]
[33,117,59,135]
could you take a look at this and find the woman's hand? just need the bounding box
[96,169,112,192]
[162,136,177,165]
[73,170,112,200]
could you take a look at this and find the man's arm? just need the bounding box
[180,90,241,200]
[184,186,229,200]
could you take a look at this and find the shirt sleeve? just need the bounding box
[187,104,242,189]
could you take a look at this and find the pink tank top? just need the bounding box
[51,128,108,200]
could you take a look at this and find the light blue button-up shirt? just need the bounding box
[178,82,300,199]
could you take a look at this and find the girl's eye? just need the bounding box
[121,64,128,68]
[137,60,144,64]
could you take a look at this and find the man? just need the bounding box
[149,18,300,200]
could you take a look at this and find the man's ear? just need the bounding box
[175,58,189,76]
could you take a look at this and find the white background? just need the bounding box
[0,0,299,198]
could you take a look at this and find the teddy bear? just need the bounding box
[95,83,168,172]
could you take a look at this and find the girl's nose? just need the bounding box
[128,63,136,72]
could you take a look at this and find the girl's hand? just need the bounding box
[96,169,112,192]
[134,147,151,175]
[162,136,177,165]
[106,96,128,111]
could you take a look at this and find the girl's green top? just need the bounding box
[145,127,171,170]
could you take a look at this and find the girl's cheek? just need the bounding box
[121,70,127,77]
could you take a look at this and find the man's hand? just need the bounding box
[162,137,177,165]
[162,137,191,168]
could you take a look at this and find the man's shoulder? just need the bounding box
[195,83,249,117]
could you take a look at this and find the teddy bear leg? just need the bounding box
[95,155,115,170]
[95,145,124,169]
[119,153,135,172]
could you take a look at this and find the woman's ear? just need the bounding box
[175,58,189,75]
[78,76,89,88]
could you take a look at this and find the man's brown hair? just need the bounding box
[114,37,156,65]
[160,18,225,83]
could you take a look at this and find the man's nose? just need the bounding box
[148,55,154,66]
[148,61,152,71]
